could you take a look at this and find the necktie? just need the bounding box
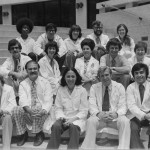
[84,59,89,74]
[31,81,37,108]
[111,59,116,67]
[14,59,20,72]
[102,86,109,111]
[139,84,145,103]
[96,36,100,45]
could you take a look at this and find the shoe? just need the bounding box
[33,131,45,146]
[17,131,28,146]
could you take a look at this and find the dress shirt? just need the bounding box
[34,33,67,57]
[16,36,35,55]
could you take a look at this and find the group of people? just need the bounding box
[0,17,150,150]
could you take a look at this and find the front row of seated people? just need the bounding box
[1,61,150,149]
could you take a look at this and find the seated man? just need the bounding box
[126,63,150,149]
[0,39,31,103]
[81,66,130,149]
[0,75,16,150]
[12,60,53,146]
[100,38,131,89]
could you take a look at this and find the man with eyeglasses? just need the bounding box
[87,20,109,61]
[0,39,31,104]
[34,23,67,71]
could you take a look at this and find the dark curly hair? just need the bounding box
[61,67,82,87]
[45,23,57,32]
[45,41,59,56]
[132,63,149,79]
[81,38,95,51]
[69,25,82,40]
[16,18,34,34]
[106,38,122,52]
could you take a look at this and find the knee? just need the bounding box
[12,106,24,116]
[87,116,98,126]
[3,114,12,124]
[52,121,62,131]
[118,116,130,127]
[69,124,80,132]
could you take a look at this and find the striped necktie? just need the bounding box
[31,81,37,108]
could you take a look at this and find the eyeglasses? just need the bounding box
[47,30,55,33]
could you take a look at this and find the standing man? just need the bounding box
[34,23,66,71]
[12,60,53,146]
[127,63,150,149]
[0,39,31,103]
[87,20,109,61]
[100,38,131,89]
[81,66,130,149]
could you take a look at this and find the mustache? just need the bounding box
[30,72,37,75]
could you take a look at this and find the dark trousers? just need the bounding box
[130,117,150,149]
[47,119,80,149]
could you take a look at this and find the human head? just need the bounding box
[132,63,149,84]
[25,60,40,81]
[16,18,34,34]
[61,67,82,87]
[69,24,82,40]
[106,38,122,58]
[45,23,57,40]
[117,24,128,39]
[134,41,147,53]
[92,20,103,36]
[98,66,112,86]
[8,39,22,59]
[45,41,59,59]
[81,38,95,60]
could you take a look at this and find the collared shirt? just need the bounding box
[87,33,109,48]
[16,36,35,55]
[100,54,130,68]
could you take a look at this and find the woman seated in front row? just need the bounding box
[46,67,88,149]
[75,38,99,94]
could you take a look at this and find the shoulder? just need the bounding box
[3,84,13,91]
[21,55,31,62]
[38,76,48,83]
[101,33,109,39]
[38,56,46,64]
[64,37,70,42]
[55,34,63,40]
[76,57,84,63]
[91,56,99,63]
[112,80,124,89]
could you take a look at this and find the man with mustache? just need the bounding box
[87,20,109,61]
[126,63,150,149]
[100,38,131,89]
[81,66,130,149]
[12,60,53,147]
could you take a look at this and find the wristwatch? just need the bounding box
[112,67,116,71]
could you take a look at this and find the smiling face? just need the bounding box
[134,68,147,84]
[100,68,112,86]
[26,62,39,81]
[135,47,145,59]
[118,26,126,39]
[82,45,92,60]
[47,46,56,59]
[72,30,79,40]
[46,28,56,40]
[65,70,76,89]
[93,24,103,36]
[109,45,119,58]
[10,44,21,59]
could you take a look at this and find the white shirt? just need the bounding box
[19,76,53,113]
[87,33,109,48]
[34,33,67,57]
[16,36,35,55]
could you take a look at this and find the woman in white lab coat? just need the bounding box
[39,41,61,97]
[47,67,88,149]
[75,38,99,94]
